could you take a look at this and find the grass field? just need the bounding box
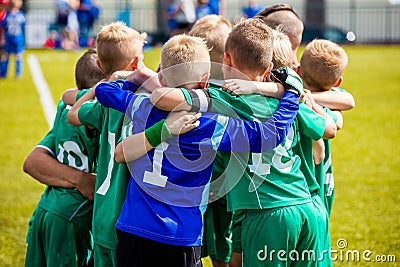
[0,45,399,266]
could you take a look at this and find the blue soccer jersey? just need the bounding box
[95,81,299,246]
[1,9,25,54]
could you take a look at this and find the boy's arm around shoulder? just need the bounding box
[95,80,139,113]
[222,79,285,98]
[218,91,300,153]
[150,87,193,111]
[219,67,302,153]
[68,87,96,126]
[302,90,337,139]
[62,88,80,106]
[312,90,355,111]
[253,67,303,150]
[115,111,201,162]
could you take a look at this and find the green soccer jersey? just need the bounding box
[184,84,326,211]
[315,87,346,214]
[77,99,130,249]
[293,106,336,195]
[36,97,98,223]
[315,107,337,214]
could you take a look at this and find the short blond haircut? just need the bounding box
[272,28,295,69]
[96,21,146,76]
[225,18,273,75]
[189,15,231,64]
[300,39,348,90]
[160,35,210,87]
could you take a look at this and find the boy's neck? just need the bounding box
[179,82,204,90]
[304,83,331,92]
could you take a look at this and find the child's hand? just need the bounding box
[165,111,201,135]
[301,89,317,109]
[313,139,325,165]
[222,79,256,95]
[62,88,79,105]
[76,172,96,201]
[125,66,157,87]
[109,71,134,81]
[270,66,303,96]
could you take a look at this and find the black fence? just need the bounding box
[24,1,400,48]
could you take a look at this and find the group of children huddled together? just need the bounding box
[23,3,355,267]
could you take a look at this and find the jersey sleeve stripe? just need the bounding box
[193,89,210,113]
[210,115,229,150]
[35,145,56,157]
[323,154,332,173]
[130,94,149,117]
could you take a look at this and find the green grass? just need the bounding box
[0,46,399,266]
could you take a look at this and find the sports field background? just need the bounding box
[0,45,399,266]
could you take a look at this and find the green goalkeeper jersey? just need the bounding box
[77,98,130,249]
[37,95,98,223]
[184,84,326,211]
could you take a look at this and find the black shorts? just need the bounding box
[116,229,202,267]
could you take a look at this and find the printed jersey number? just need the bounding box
[143,142,169,187]
[97,132,115,195]
[57,141,89,172]
[248,126,295,191]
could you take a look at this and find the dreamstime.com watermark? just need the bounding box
[257,238,397,263]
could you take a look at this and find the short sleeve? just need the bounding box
[324,107,337,124]
[297,103,326,141]
[76,89,90,101]
[36,130,56,157]
[78,100,105,130]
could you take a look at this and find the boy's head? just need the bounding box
[189,14,231,79]
[159,34,210,89]
[75,48,107,90]
[10,0,22,10]
[197,0,208,5]
[255,4,303,54]
[272,28,295,69]
[95,21,146,77]
[189,14,231,65]
[224,18,274,81]
[300,39,348,91]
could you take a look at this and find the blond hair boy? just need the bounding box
[96,21,146,76]
[190,15,233,267]
[67,21,147,267]
[300,39,350,219]
[94,30,301,267]
[189,14,231,79]
[272,28,295,69]
[300,39,348,91]
[146,19,311,267]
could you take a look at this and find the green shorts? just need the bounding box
[93,242,117,267]
[231,210,246,253]
[241,202,319,267]
[311,194,332,266]
[324,188,334,217]
[25,206,92,267]
[201,197,233,263]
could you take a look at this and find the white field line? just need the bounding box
[27,54,56,128]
